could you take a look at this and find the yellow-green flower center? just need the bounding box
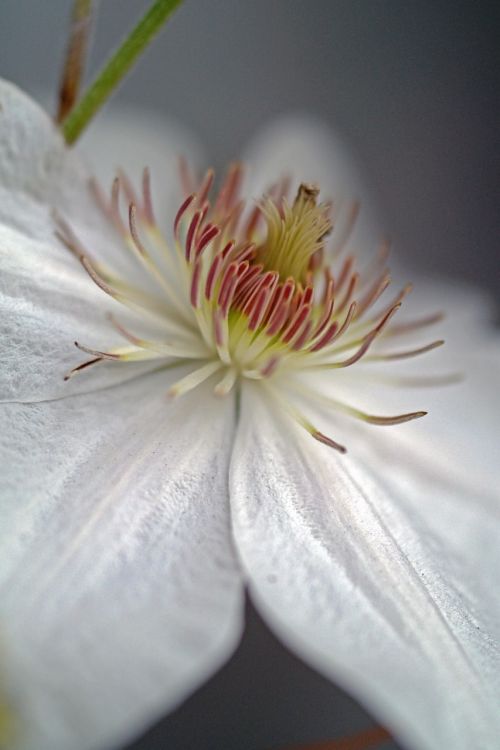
[257,183,332,285]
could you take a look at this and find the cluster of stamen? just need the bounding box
[58,161,447,452]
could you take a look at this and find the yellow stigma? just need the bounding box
[257,183,332,284]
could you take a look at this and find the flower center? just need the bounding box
[256,183,332,285]
[171,171,351,383]
[59,162,447,453]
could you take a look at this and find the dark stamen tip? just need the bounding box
[312,430,347,454]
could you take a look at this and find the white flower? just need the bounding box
[0,78,499,750]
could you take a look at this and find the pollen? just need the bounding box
[58,161,447,453]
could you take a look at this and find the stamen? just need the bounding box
[260,355,280,378]
[248,277,279,331]
[355,272,391,318]
[284,379,428,452]
[232,264,265,308]
[195,223,220,258]
[266,384,347,453]
[168,361,222,397]
[190,260,202,308]
[74,341,164,362]
[366,339,444,361]
[213,310,231,365]
[205,251,225,300]
[369,373,463,387]
[88,177,126,236]
[128,203,148,257]
[64,357,102,380]
[174,193,196,238]
[266,280,295,336]
[178,156,194,196]
[245,203,263,239]
[79,254,172,321]
[218,263,239,311]
[315,304,400,369]
[117,169,139,211]
[142,167,155,225]
[292,320,313,351]
[387,311,445,336]
[334,255,354,295]
[214,367,238,396]
[54,213,96,264]
[330,301,357,342]
[368,283,413,326]
[111,176,120,218]
[63,166,445,456]
[322,396,427,426]
[282,304,311,345]
[197,168,215,207]
[335,271,359,314]
[106,313,208,359]
[312,431,347,453]
[215,163,243,214]
[309,321,339,353]
[310,280,335,340]
[185,210,202,261]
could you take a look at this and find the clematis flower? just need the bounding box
[1,77,499,750]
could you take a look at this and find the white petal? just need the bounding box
[0,79,86,236]
[241,115,380,251]
[0,79,199,243]
[306,317,500,496]
[391,276,498,349]
[382,355,497,491]
[0,80,200,401]
[0,79,110,265]
[0,370,243,750]
[0,222,163,402]
[299,278,499,495]
[230,384,500,750]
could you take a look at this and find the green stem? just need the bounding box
[61,0,184,145]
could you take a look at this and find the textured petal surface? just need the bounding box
[230,382,500,750]
[0,370,243,750]
[0,79,91,240]
[0,221,161,402]
[0,79,200,401]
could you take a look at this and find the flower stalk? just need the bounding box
[56,0,95,123]
[61,0,184,145]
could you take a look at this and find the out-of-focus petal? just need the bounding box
[0,371,243,750]
[79,102,204,233]
[241,115,380,251]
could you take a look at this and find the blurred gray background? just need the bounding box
[1,1,498,749]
